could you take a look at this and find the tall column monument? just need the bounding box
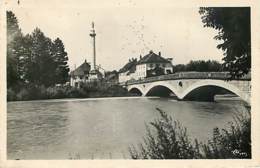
[89,22,100,80]
[90,22,96,71]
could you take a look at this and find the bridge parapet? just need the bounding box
[125,72,251,86]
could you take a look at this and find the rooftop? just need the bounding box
[70,60,90,76]
[137,51,171,65]
[119,58,137,73]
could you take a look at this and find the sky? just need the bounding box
[6,0,224,72]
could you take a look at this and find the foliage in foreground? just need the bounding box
[203,106,251,159]
[129,107,251,159]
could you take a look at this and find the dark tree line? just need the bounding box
[7,11,69,90]
[199,7,251,79]
[173,60,224,72]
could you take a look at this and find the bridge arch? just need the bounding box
[143,81,180,98]
[128,85,144,96]
[179,80,250,103]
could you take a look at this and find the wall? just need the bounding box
[135,64,147,79]
[119,72,131,83]
[70,76,88,88]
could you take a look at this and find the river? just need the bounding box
[7,97,247,159]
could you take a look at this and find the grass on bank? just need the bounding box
[129,106,251,159]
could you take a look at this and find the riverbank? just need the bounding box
[7,83,135,102]
[7,96,161,103]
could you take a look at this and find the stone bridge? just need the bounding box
[123,72,251,104]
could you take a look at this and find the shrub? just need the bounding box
[46,86,70,99]
[67,87,88,98]
[105,85,130,97]
[7,82,132,101]
[203,106,251,158]
[14,84,48,101]
[129,106,251,159]
[7,88,17,101]
[16,87,30,101]
[129,108,202,159]
[81,83,130,98]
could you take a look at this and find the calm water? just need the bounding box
[7,97,246,159]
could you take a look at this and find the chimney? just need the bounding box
[140,54,142,60]
[158,51,161,56]
[149,50,153,54]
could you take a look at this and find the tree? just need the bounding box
[173,60,223,72]
[7,11,23,88]
[52,38,70,84]
[7,10,70,90]
[29,28,56,86]
[173,64,186,72]
[7,11,21,44]
[199,7,251,79]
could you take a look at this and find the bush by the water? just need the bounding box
[7,82,132,101]
[203,105,251,159]
[129,106,251,159]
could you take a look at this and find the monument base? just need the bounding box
[89,69,102,81]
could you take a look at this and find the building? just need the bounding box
[118,51,173,83]
[70,22,104,87]
[70,60,90,88]
[118,58,137,83]
[135,50,173,79]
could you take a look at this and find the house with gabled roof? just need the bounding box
[118,50,173,83]
[70,60,91,88]
[118,58,137,83]
[135,50,173,79]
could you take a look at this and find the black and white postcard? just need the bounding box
[0,0,260,168]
